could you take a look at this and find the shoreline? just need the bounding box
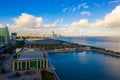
[25,38,120,58]
[48,48,120,57]
[43,39,120,58]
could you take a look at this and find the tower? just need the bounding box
[0,25,10,45]
[52,31,56,39]
[5,25,10,44]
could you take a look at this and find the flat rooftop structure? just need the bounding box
[26,38,63,44]
[18,54,44,60]
[15,48,47,60]
[18,48,43,54]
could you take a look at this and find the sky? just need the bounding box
[0,0,120,36]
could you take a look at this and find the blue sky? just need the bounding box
[0,0,120,36]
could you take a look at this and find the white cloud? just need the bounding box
[7,13,64,33]
[63,3,89,13]
[63,24,69,27]
[63,7,77,12]
[54,17,63,24]
[2,5,120,36]
[72,7,76,12]
[55,27,80,36]
[43,17,64,28]
[55,27,120,37]
[13,13,43,29]
[91,19,104,27]
[13,13,64,29]
[0,24,3,28]
[78,3,89,9]
[72,5,120,28]
[103,5,120,27]
[78,5,81,9]
[83,5,89,9]
[71,19,89,27]
[63,8,68,12]
[80,11,91,16]
[109,0,120,3]
[43,24,57,28]
[70,5,120,36]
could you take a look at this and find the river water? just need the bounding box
[48,37,120,80]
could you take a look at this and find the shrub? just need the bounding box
[41,70,54,80]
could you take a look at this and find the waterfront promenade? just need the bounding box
[26,38,120,58]
[48,47,120,57]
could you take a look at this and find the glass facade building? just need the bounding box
[0,25,10,45]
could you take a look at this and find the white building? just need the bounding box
[13,48,48,71]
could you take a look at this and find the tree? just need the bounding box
[41,70,54,80]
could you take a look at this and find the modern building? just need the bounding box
[13,48,48,71]
[0,25,10,45]
[11,33,17,40]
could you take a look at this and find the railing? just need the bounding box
[49,60,60,80]
[50,64,60,80]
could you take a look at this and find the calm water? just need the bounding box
[49,51,120,80]
[48,37,120,80]
[58,37,120,52]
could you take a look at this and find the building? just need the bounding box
[52,31,57,39]
[16,34,49,40]
[0,25,10,45]
[25,38,62,48]
[13,48,48,71]
[11,33,17,40]
[11,33,58,40]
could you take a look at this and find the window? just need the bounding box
[22,61,26,70]
[30,61,37,69]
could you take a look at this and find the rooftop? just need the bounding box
[16,48,46,60]
[18,54,44,60]
[17,48,42,54]
[26,38,63,44]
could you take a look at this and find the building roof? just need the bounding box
[20,48,42,53]
[16,48,46,61]
[18,54,45,60]
[27,38,62,44]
